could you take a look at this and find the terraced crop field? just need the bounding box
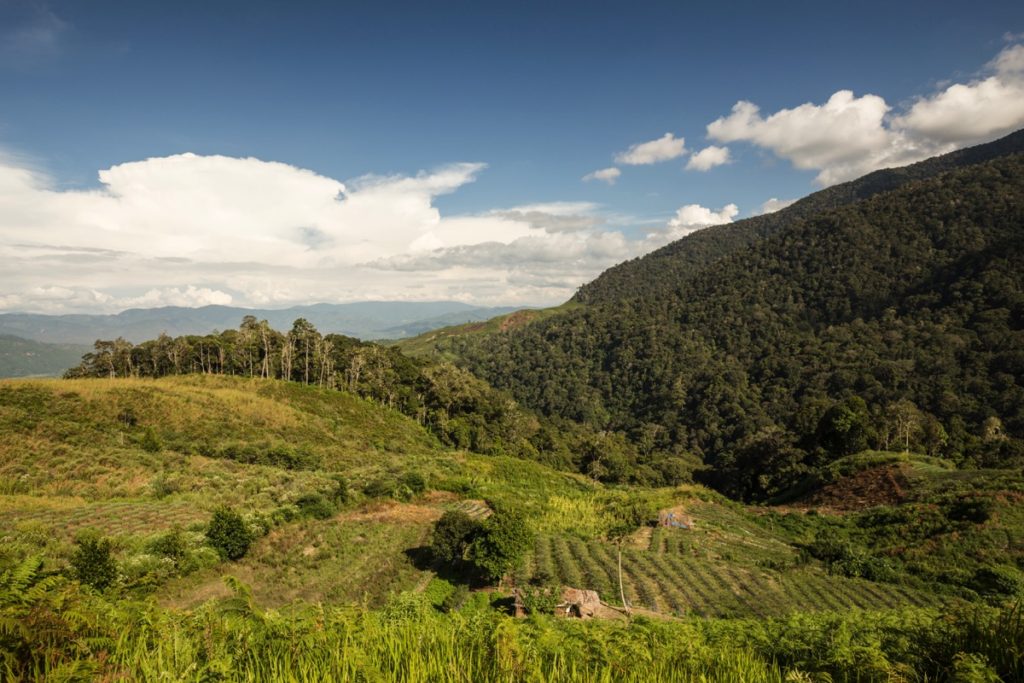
[0,497,206,539]
[532,529,935,618]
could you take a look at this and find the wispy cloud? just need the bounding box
[0,1,68,69]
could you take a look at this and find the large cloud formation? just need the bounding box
[708,43,1024,185]
[0,153,731,312]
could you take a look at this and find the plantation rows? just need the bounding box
[531,535,934,618]
[646,525,797,566]
[451,499,492,519]
[0,499,205,539]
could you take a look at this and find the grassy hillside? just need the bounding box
[4,377,1018,613]
[391,302,580,360]
[2,377,1022,680]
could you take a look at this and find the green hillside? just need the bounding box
[0,334,90,378]
[2,376,1022,680]
[576,128,1024,306]
[444,141,1024,499]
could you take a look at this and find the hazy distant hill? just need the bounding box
[0,335,91,377]
[0,301,522,345]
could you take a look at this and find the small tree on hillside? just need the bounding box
[468,507,533,584]
[430,510,483,565]
[604,498,656,616]
[71,532,118,590]
[206,507,253,560]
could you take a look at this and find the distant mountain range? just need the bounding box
[0,302,523,346]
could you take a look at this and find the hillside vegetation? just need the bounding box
[444,143,1024,499]
[4,136,1024,681]
[2,376,1023,679]
[0,335,89,378]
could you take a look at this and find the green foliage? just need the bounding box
[971,564,1024,600]
[149,527,188,564]
[363,477,396,499]
[468,507,534,581]
[3,570,1024,682]
[329,474,349,505]
[71,532,118,590]
[294,493,336,520]
[139,426,163,453]
[604,497,656,541]
[399,471,426,495]
[206,507,254,560]
[442,146,1024,499]
[430,510,483,565]
[521,572,560,615]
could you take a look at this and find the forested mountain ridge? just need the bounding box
[449,151,1024,499]
[576,129,1024,306]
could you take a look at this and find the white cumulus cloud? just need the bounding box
[0,152,718,312]
[657,203,739,240]
[615,133,687,165]
[755,198,797,215]
[893,44,1024,145]
[686,145,731,171]
[706,43,1024,186]
[582,167,621,184]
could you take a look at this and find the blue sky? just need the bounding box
[1,0,1023,312]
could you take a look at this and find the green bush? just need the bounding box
[205,507,254,561]
[329,474,349,505]
[946,497,995,524]
[399,471,427,495]
[149,527,188,565]
[139,427,163,453]
[521,578,560,615]
[971,564,1024,599]
[468,507,534,582]
[363,477,396,499]
[295,493,336,520]
[71,532,118,590]
[430,510,483,564]
[423,577,455,608]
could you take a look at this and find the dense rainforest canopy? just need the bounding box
[437,140,1024,500]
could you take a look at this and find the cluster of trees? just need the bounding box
[430,506,534,583]
[440,153,1024,500]
[65,319,697,486]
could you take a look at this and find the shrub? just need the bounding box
[71,533,118,590]
[423,577,455,608]
[430,511,483,564]
[400,471,427,495]
[150,474,179,499]
[149,527,188,565]
[295,493,336,520]
[329,474,349,505]
[206,507,254,560]
[970,564,1024,599]
[946,497,995,524]
[521,580,560,615]
[139,427,163,453]
[469,508,534,582]
[363,478,396,499]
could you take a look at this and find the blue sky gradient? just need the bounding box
[1,0,1023,311]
